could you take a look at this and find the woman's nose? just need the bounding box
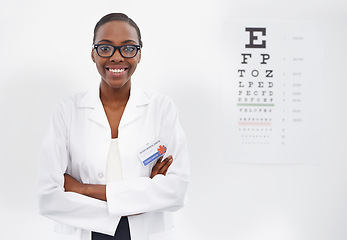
[110,49,124,62]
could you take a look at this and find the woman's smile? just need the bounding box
[106,65,128,77]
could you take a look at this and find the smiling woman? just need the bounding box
[37,13,190,240]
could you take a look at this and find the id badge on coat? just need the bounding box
[138,139,167,166]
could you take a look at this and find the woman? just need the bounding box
[37,13,190,240]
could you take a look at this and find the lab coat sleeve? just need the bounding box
[37,100,119,235]
[106,96,190,216]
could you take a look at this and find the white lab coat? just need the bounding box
[37,83,190,240]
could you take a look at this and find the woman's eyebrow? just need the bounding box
[97,39,113,44]
[122,39,138,44]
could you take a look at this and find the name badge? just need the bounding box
[138,139,167,166]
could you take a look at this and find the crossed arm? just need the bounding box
[63,155,173,201]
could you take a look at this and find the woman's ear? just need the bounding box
[91,49,96,63]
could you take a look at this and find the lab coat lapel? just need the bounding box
[78,87,110,129]
[88,101,110,128]
[119,84,150,127]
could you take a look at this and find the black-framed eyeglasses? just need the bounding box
[93,44,141,58]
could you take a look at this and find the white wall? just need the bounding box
[1,0,346,239]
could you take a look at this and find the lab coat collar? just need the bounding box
[77,83,150,128]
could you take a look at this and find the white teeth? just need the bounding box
[109,68,125,73]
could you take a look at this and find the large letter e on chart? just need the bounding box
[245,27,266,48]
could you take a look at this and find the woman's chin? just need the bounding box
[101,78,131,90]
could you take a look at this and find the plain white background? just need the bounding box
[1,0,347,239]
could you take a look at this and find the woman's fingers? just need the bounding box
[150,155,173,178]
[159,156,173,175]
[150,156,163,178]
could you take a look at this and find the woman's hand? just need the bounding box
[150,155,173,178]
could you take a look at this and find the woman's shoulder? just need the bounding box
[137,86,176,109]
[57,89,97,107]
[52,90,91,115]
[144,90,170,102]
[137,89,180,118]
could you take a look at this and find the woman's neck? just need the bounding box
[99,80,131,108]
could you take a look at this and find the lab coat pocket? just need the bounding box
[149,228,175,240]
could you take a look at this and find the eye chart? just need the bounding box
[221,22,324,164]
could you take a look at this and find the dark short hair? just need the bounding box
[93,13,143,47]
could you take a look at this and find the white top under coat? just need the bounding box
[105,138,123,183]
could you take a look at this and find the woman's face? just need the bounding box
[92,21,141,90]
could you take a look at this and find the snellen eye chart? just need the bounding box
[221,21,324,164]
